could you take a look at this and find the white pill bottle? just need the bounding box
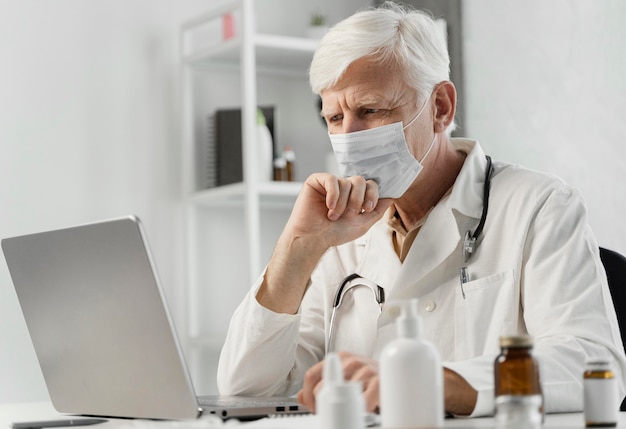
[380,299,444,428]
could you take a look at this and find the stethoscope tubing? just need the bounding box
[327,274,385,353]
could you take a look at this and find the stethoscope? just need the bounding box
[325,156,493,352]
[326,273,385,353]
[460,155,493,298]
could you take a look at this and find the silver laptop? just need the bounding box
[2,215,308,421]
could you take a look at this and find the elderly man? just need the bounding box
[217,2,625,417]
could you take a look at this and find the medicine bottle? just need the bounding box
[273,157,287,181]
[316,352,365,429]
[283,145,295,182]
[256,108,274,182]
[494,335,543,429]
[583,358,618,427]
[380,299,443,428]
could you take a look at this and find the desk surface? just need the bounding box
[2,402,625,428]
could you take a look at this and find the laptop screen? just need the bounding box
[2,216,200,419]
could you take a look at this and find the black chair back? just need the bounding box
[599,247,626,410]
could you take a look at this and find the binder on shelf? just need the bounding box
[207,106,276,187]
[203,114,218,189]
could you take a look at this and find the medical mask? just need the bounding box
[329,99,436,198]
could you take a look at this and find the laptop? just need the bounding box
[2,215,309,421]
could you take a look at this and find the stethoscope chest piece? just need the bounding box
[462,230,476,263]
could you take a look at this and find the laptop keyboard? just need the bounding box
[197,395,301,407]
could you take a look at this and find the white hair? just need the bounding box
[309,2,451,110]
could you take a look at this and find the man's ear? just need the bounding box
[433,81,457,133]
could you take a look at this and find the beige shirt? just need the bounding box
[388,206,429,263]
[388,188,451,262]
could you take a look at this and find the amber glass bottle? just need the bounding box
[494,335,543,428]
[495,335,542,396]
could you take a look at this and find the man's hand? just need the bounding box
[285,173,393,249]
[256,173,392,315]
[297,351,381,413]
[296,352,479,416]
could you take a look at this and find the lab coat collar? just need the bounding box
[448,139,489,221]
[354,219,403,291]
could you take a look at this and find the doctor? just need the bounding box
[217,2,626,416]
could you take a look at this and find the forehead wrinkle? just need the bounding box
[352,94,386,108]
[320,58,416,115]
[345,84,400,110]
[350,87,413,112]
[321,89,413,118]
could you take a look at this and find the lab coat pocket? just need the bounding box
[454,269,517,359]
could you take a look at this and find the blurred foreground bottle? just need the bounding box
[494,335,543,429]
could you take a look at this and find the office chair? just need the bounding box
[599,247,626,410]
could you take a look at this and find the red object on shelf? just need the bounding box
[223,13,235,40]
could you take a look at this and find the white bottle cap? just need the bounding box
[323,352,344,385]
[397,299,422,339]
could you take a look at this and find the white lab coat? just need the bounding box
[217,139,626,416]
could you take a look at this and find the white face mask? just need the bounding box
[329,99,436,198]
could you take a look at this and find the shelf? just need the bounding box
[184,33,318,76]
[255,34,319,73]
[189,181,302,208]
[183,37,241,66]
[180,1,324,395]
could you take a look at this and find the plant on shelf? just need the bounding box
[310,11,326,26]
[307,10,329,39]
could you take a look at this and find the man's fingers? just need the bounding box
[326,177,385,221]
[362,179,380,212]
[362,376,381,413]
[298,360,325,413]
[327,178,354,220]
[300,352,383,415]
[338,352,381,413]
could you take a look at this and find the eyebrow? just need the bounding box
[319,109,329,118]
[320,96,388,118]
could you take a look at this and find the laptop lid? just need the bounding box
[2,216,310,421]
[2,216,201,420]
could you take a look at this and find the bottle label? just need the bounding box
[584,378,618,426]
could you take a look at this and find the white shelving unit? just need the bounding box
[179,0,325,394]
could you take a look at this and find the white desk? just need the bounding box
[0,403,222,429]
[2,402,626,428]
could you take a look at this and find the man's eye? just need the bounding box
[364,108,379,115]
[328,114,342,122]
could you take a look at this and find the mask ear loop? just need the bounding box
[403,95,437,164]
[418,133,437,164]
[402,95,431,130]
[402,94,437,164]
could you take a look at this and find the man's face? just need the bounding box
[320,57,432,160]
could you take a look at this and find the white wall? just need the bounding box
[463,0,626,255]
[0,0,212,403]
